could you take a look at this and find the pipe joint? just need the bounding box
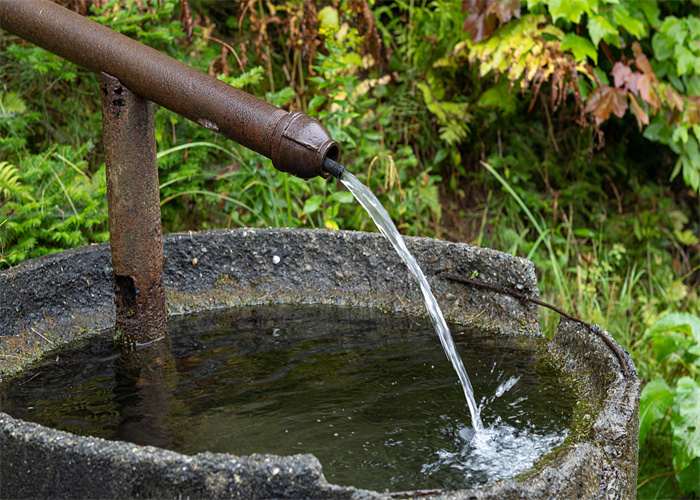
[270,111,340,179]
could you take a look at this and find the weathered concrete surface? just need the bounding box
[0,228,639,499]
[0,414,379,499]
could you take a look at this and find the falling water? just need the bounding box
[340,171,483,432]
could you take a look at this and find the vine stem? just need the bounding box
[440,272,629,378]
[636,471,675,490]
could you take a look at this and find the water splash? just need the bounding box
[340,171,483,432]
[423,417,568,485]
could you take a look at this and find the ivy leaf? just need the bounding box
[588,15,617,47]
[585,85,628,124]
[639,378,674,444]
[662,16,688,47]
[651,33,675,62]
[594,66,610,86]
[681,137,700,191]
[638,74,660,110]
[611,61,632,88]
[635,53,655,77]
[560,33,597,64]
[462,0,521,41]
[687,77,700,96]
[638,0,661,28]
[612,5,647,38]
[675,45,696,77]
[629,94,649,131]
[548,0,595,24]
[672,376,700,473]
[664,85,685,112]
[626,72,640,96]
[643,120,673,143]
[689,16,700,38]
[463,10,498,42]
[488,0,522,25]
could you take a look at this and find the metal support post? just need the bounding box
[100,73,167,348]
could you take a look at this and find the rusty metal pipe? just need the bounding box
[0,0,340,179]
[100,73,167,347]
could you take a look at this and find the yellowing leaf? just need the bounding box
[629,93,650,131]
[318,6,339,30]
[665,85,685,112]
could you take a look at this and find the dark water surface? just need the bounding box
[1,306,575,492]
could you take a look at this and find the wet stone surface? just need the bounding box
[0,228,639,499]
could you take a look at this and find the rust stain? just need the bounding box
[101,73,167,348]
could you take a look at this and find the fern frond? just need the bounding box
[0,161,35,202]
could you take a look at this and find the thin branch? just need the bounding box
[637,471,675,490]
[440,272,629,377]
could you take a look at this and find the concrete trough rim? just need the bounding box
[0,228,639,499]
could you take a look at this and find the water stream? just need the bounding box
[340,172,483,432]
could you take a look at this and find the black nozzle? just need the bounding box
[323,156,346,180]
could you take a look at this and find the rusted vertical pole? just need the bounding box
[100,72,167,348]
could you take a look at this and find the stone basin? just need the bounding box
[0,228,639,499]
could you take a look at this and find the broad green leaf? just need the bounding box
[651,332,693,363]
[612,5,646,38]
[327,191,354,204]
[688,17,700,39]
[560,33,598,63]
[678,457,700,497]
[672,377,700,472]
[637,0,661,28]
[308,95,327,112]
[673,126,689,145]
[684,158,700,192]
[675,46,697,77]
[302,195,323,215]
[685,137,700,173]
[548,0,596,24]
[651,33,674,61]
[688,76,700,96]
[588,15,617,47]
[662,16,687,46]
[640,378,674,443]
[649,312,700,343]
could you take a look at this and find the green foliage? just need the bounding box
[637,313,700,498]
[673,377,700,486]
[420,0,700,192]
[1,1,700,495]
[0,145,109,266]
[639,378,674,444]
